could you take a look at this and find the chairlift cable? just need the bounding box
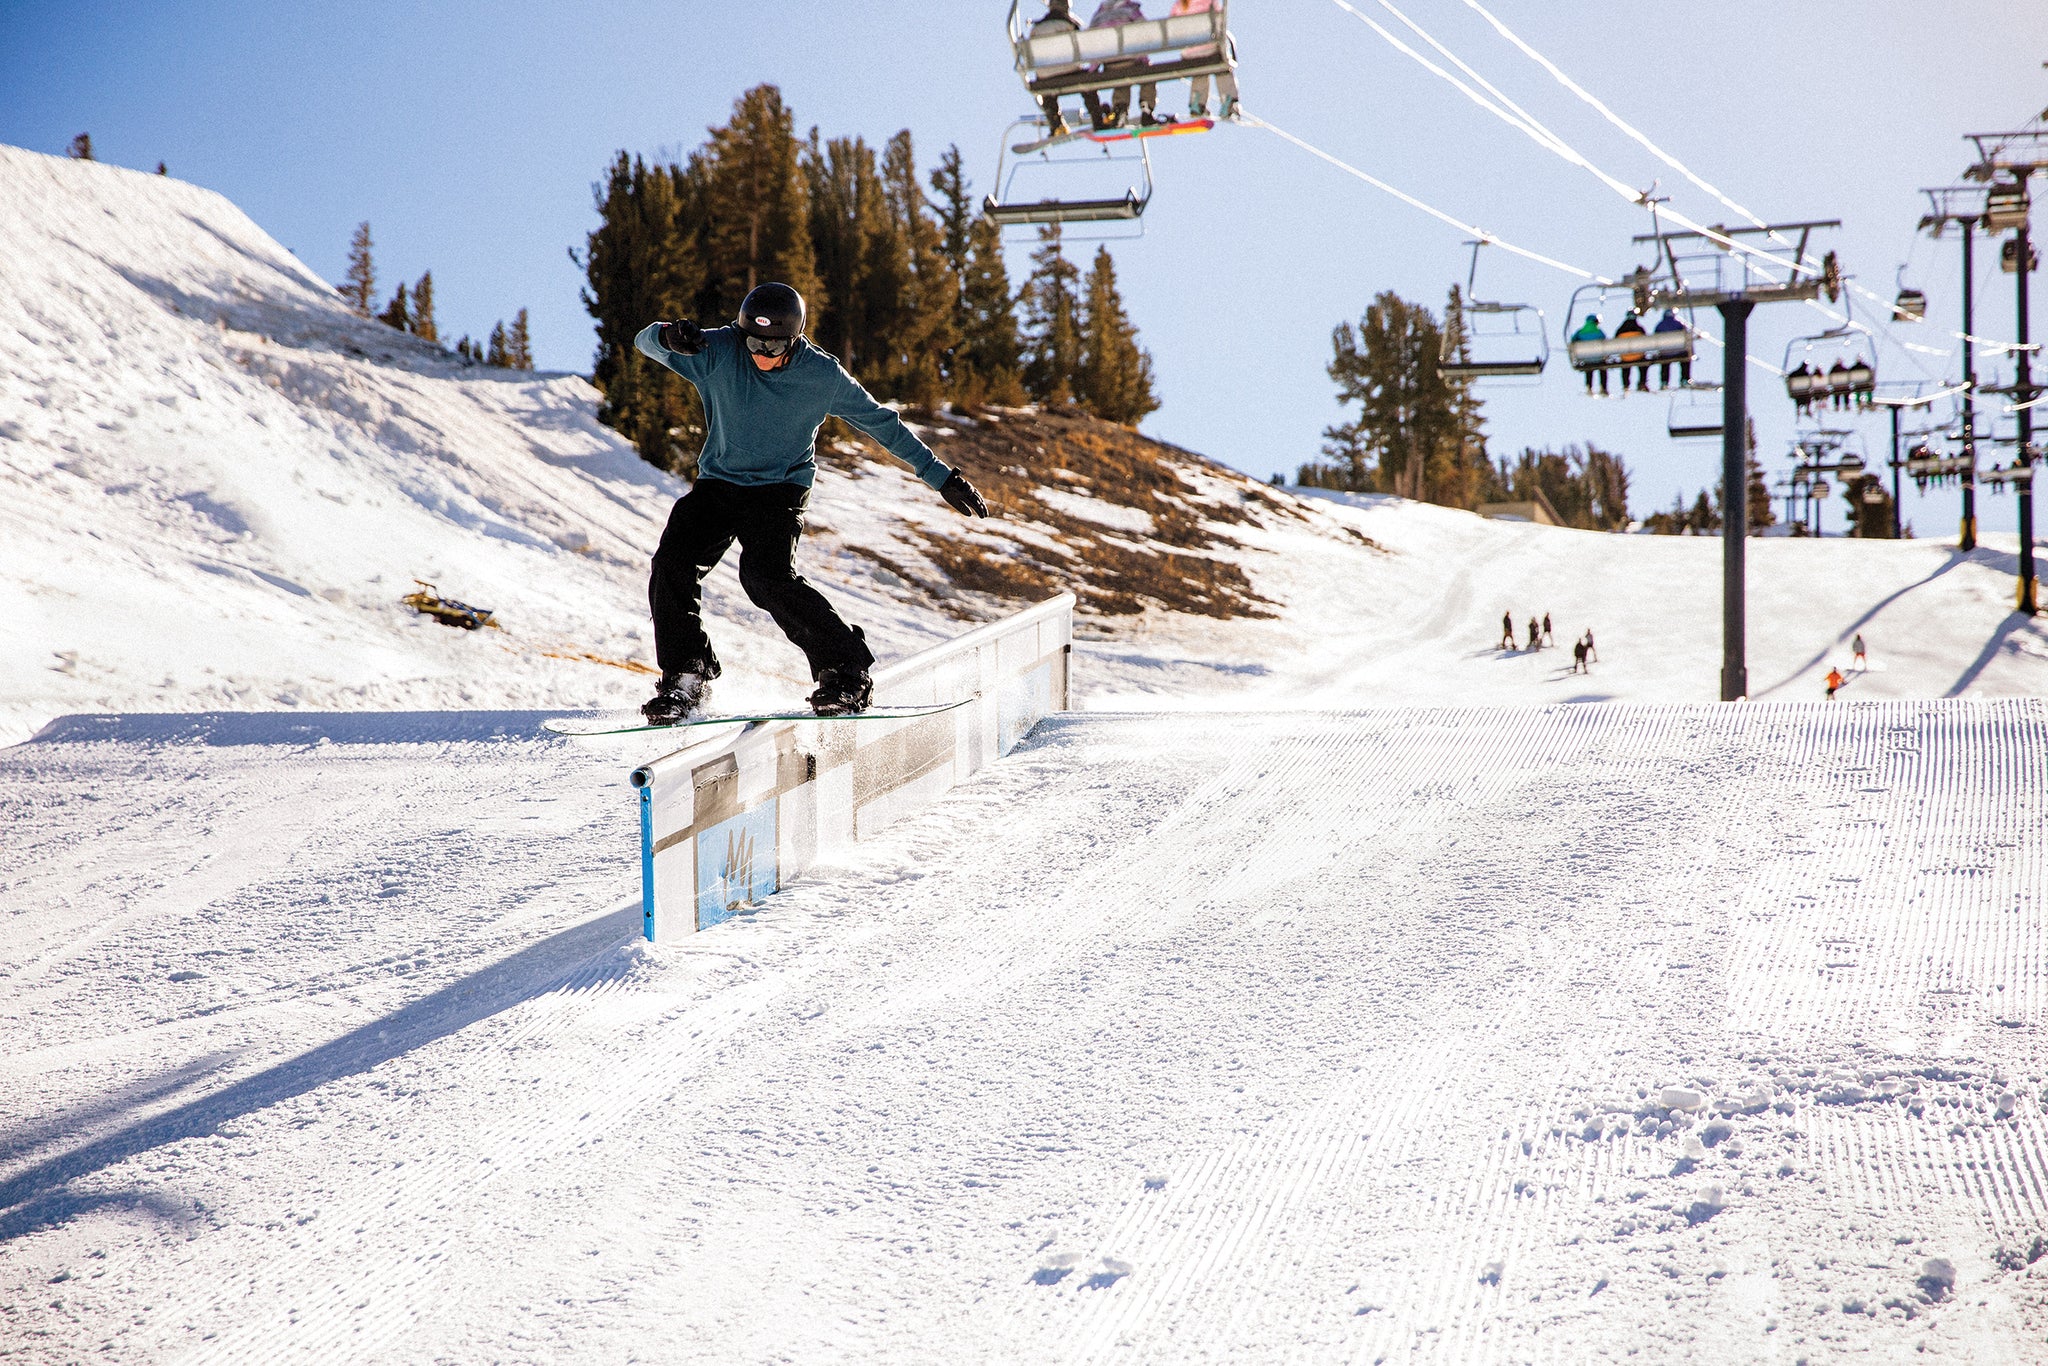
[1318,0,1823,284]
[1243,113,1610,282]
[1448,0,2039,364]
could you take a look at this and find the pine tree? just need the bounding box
[507,309,533,370]
[1743,417,1774,532]
[872,131,958,406]
[701,86,822,322]
[68,133,93,161]
[958,216,1026,404]
[1439,285,1494,508]
[411,272,438,343]
[802,133,888,376]
[928,143,977,370]
[1020,225,1082,406]
[1320,292,1458,500]
[377,281,411,332]
[581,150,708,472]
[340,222,376,317]
[486,321,509,368]
[1075,247,1157,425]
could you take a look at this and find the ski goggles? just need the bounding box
[743,333,795,358]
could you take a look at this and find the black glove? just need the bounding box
[657,320,705,355]
[940,470,988,518]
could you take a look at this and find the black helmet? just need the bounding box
[736,282,806,341]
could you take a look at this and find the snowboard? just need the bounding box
[1011,117,1214,156]
[541,698,971,738]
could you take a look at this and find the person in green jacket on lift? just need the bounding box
[636,282,989,723]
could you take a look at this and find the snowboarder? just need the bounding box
[1500,610,1516,651]
[1526,616,1541,651]
[1029,0,1106,136]
[1171,0,1238,120]
[1852,633,1867,670]
[1087,0,1157,130]
[635,283,989,723]
[1542,612,1554,647]
[1825,666,1846,701]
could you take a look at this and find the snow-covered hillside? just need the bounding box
[4,143,2041,752]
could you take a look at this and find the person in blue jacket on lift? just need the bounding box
[635,282,989,723]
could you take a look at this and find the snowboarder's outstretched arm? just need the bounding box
[636,320,710,379]
[827,372,989,518]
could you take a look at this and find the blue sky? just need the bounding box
[5,1,2045,534]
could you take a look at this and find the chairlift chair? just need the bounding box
[1437,241,1548,381]
[982,116,1153,231]
[1985,178,2030,233]
[1893,266,1926,322]
[1562,282,1693,384]
[1783,314,1877,415]
[1666,382,1724,439]
[1009,0,1238,109]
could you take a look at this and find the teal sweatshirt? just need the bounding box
[635,323,954,491]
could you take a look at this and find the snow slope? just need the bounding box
[6,142,2048,1365]
[5,701,2047,1362]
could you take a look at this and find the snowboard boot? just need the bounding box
[641,670,711,726]
[807,666,873,717]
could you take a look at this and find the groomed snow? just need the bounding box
[5,702,2047,1362]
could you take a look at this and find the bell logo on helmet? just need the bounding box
[755,317,771,328]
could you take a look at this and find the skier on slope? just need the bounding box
[634,283,989,723]
[1500,611,1516,651]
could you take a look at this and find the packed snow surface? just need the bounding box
[6,701,2048,1362]
[7,144,2048,1364]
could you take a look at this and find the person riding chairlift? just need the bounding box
[1030,0,1105,137]
[1828,359,1852,412]
[1573,313,1609,396]
[1653,308,1690,389]
[1088,0,1161,130]
[1614,310,1649,393]
[1170,0,1238,120]
[1788,362,1816,416]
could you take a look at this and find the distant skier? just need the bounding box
[1500,610,1516,651]
[1571,636,1589,674]
[1825,666,1846,701]
[635,283,989,722]
[1852,632,1868,671]
[1542,612,1554,647]
[1526,616,1541,651]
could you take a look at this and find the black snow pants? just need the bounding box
[649,477,874,681]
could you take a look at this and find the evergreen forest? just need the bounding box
[579,85,1159,475]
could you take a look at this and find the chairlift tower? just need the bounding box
[1628,219,1842,702]
[1965,130,2045,615]
[1869,381,1966,541]
[1920,186,1992,554]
